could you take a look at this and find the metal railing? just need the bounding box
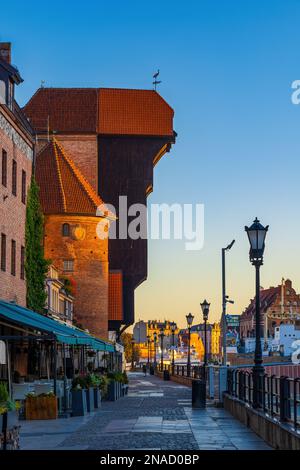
[227,369,300,430]
[157,363,207,380]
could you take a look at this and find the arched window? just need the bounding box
[62,223,70,237]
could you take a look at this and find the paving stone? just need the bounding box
[20,373,273,450]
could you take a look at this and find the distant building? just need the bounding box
[0,42,34,305]
[272,323,300,356]
[178,328,204,361]
[133,320,180,361]
[211,323,221,357]
[46,265,74,325]
[240,279,300,347]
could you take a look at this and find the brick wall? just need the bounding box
[55,135,98,192]
[0,108,33,306]
[44,214,109,338]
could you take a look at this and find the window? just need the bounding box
[63,260,74,272]
[11,240,16,276]
[2,149,7,187]
[12,159,17,196]
[1,234,6,271]
[62,223,70,237]
[20,246,25,280]
[21,170,26,204]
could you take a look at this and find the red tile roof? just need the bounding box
[24,88,98,133]
[98,88,174,136]
[241,286,280,319]
[24,88,174,136]
[35,138,108,215]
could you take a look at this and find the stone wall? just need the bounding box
[223,393,300,450]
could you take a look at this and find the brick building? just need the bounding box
[240,278,300,344]
[0,43,34,306]
[24,87,175,336]
[35,138,112,338]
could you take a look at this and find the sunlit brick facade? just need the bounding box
[0,43,34,306]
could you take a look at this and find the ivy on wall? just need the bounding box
[25,176,50,313]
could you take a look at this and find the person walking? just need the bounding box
[142,364,147,377]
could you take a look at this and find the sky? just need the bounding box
[2,0,300,328]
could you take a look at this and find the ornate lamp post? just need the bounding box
[171,322,176,375]
[245,217,269,408]
[147,335,150,368]
[186,313,194,377]
[131,338,135,371]
[153,332,157,369]
[159,328,165,371]
[200,300,210,379]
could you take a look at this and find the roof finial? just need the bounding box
[153,69,161,91]
[41,80,45,88]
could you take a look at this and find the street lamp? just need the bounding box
[186,313,194,377]
[159,328,165,371]
[171,322,177,375]
[153,332,157,369]
[200,300,210,376]
[221,240,235,366]
[245,217,269,409]
[131,338,135,371]
[147,335,150,368]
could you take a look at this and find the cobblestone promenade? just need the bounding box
[20,373,272,450]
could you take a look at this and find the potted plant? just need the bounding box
[0,382,20,450]
[99,375,109,400]
[84,375,95,412]
[71,376,87,417]
[122,371,129,395]
[88,374,101,408]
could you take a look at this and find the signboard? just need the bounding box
[225,315,240,353]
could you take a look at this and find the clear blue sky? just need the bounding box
[3,0,300,327]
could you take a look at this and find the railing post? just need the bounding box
[280,376,291,422]
[208,366,214,399]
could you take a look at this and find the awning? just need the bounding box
[0,300,115,352]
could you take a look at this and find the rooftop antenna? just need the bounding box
[153,69,161,91]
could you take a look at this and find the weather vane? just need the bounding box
[153,69,161,91]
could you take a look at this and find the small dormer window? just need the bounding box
[7,80,13,109]
[62,223,70,237]
[0,80,5,104]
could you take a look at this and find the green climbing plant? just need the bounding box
[25,176,50,313]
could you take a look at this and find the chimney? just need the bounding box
[0,43,11,64]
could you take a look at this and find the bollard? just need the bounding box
[192,379,206,408]
[163,370,170,381]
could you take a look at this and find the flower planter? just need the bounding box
[93,388,101,409]
[71,389,87,417]
[108,380,118,401]
[85,388,95,412]
[25,396,58,420]
[6,410,19,428]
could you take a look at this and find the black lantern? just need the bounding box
[186,312,194,327]
[245,217,269,264]
[245,217,269,409]
[200,300,210,321]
